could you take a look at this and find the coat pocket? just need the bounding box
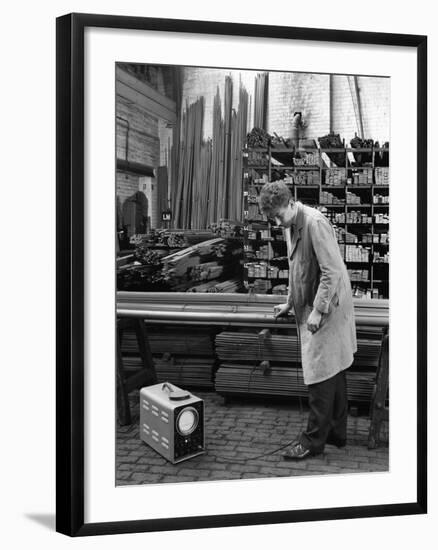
[318,292,339,329]
[330,293,339,308]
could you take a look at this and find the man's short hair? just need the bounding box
[259,181,292,217]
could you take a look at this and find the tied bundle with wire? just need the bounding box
[375,141,389,167]
[134,246,162,266]
[350,133,376,165]
[161,232,186,248]
[271,132,292,150]
[246,127,271,149]
[318,132,345,167]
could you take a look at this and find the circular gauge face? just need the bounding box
[176,408,198,436]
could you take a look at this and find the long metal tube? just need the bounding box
[118,291,389,307]
[117,308,296,327]
[116,306,387,327]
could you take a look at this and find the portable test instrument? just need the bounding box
[140,382,205,463]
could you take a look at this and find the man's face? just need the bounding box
[271,203,294,227]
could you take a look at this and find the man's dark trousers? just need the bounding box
[300,370,348,452]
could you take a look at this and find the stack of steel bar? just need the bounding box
[122,327,214,356]
[120,326,215,389]
[218,76,233,221]
[215,331,301,363]
[153,229,217,247]
[160,238,242,291]
[254,72,269,130]
[117,294,387,399]
[215,332,381,366]
[117,291,388,329]
[214,365,375,401]
[228,84,249,222]
[171,78,249,229]
[154,356,214,387]
[188,278,242,293]
[122,356,214,389]
[207,88,222,226]
[214,330,382,401]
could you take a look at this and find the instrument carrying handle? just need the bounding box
[161,382,174,394]
[161,382,191,401]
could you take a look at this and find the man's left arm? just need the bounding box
[307,217,344,331]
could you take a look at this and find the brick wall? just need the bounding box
[354,76,390,143]
[181,68,389,144]
[268,72,330,142]
[331,75,390,144]
[116,171,140,206]
[116,71,166,231]
[116,95,160,167]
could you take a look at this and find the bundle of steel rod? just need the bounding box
[161,237,223,274]
[154,356,215,388]
[228,84,249,221]
[188,278,242,293]
[146,229,216,248]
[215,332,381,369]
[206,89,222,226]
[120,324,215,389]
[216,331,301,362]
[197,139,212,229]
[214,364,375,401]
[246,127,271,149]
[171,78,249,229]
[117,291,389,329]
[122,356,214,389]
[208,279,242,293]
[219,76,233,221]
[254,73,269,131]
[160,238,242,291]
[121,326,214,356]
[187,280,223,293]
[317,132,346,167]
[172,97,205,228]
[191,262,224,282]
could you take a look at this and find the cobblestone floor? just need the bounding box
[116,390,388,486]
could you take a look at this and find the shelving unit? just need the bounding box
[242,145,389,299]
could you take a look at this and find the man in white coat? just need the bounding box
[259,181,357,460]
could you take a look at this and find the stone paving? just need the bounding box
[116,390,388,485]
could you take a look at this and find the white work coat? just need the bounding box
[285,202,357,385]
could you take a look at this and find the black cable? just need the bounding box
[214,303,308,463]
[215,437,300,463]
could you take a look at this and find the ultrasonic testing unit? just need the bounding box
[140,382,205,464]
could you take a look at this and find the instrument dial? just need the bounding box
[176,407,198,436]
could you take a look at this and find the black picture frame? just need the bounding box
[56,12,427,537]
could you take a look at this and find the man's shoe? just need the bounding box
[326,434,347,448]
[282,442,320,460]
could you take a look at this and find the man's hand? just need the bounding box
[274,303,292,319]
[307,308,323,333]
